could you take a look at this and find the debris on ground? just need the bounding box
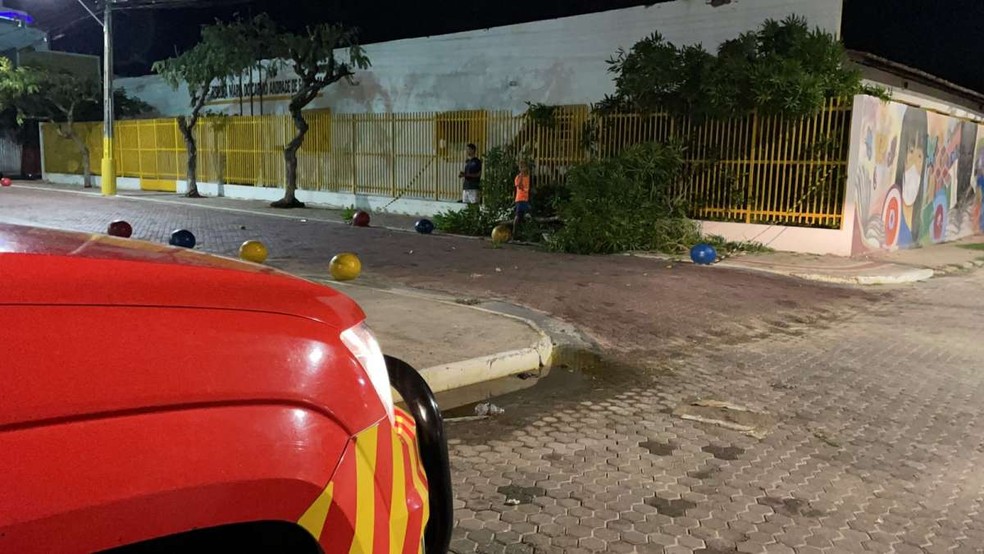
[444,415,489,423]
[475,402,505,417]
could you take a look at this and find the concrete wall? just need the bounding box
[700,221,855,256]
[120,0,843,117]
[847,95,984,254]
[861,72,984,123]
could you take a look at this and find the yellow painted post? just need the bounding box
[745,114,759,224]
[174,119,181,185]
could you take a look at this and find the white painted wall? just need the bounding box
[121,0,843,117]
[44,173,466,217]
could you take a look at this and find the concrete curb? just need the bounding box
[716,263,936,285]
[626,250,943,285]
[931,258,984,276]
[325,281,555,397]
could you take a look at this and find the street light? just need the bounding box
[70,0,115,196]
[101,0,114,196]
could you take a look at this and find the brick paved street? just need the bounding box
[3,185,984,553]
[445,272,984,553]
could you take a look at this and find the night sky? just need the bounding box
[9,0,984,95]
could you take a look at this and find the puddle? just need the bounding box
[436,370,545,417]
[688,467,719,480]
[645,496,697,517]
[497,485,546,505]
[437,346,649,424]
[702,444,745,460]
[758,497,825,518]
[639,440,676,456]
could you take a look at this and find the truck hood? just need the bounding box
[0,223,365,330]
[0,224,386,434]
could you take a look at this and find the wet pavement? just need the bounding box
[445,272,984,553]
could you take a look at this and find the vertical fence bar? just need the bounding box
[745,113,759,224]
[350,115,357,194]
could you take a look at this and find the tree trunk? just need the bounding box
[81,146,92,189]
[63,125,92,189]
[272,106,308,209]
[178,116,201,198]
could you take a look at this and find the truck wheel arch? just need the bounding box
[101,521,323,554]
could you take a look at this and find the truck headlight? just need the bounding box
[341,322,394,422]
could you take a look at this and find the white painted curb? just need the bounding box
[327,282,554,398]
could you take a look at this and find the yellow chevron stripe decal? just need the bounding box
[349,425,379,554]
[389,427,409,554]
[298,481,335,540]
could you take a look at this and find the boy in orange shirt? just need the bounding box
[513,160,532,236]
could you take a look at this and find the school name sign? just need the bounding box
[209,77,306,101]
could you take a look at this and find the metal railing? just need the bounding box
[41,99,851,227]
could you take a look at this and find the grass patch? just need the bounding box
[957,243,984,251]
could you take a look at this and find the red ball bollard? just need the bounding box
[107,220,133,238]
[352,210,371,227]
[1,177,12,187]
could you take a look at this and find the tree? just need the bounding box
[254,15,370,208]
[0,60,150,188]
[597,15,880,120]
[153,20,258,198]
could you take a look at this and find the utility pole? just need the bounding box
[101,0,115,196]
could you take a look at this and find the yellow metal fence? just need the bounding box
[42,100,851,227]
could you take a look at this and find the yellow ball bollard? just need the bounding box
[491,224,512,245]
[329,252,362,281]
[239,240,269,264]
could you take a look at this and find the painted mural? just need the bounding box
[851,95,984,253]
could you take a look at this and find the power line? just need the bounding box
[108,0,256,10]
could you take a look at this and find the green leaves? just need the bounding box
[153,16,268,117]
[156,14,370,118]
[599,15,866,120]
[548,142,699,255]
[0,59,102,124]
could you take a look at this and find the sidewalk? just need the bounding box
[718,236,984,285]
[23,181,425,231]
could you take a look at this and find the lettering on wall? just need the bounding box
[209,78,304,101]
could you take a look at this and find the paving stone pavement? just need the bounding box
[3,185,984,553]
[446,270,984,553]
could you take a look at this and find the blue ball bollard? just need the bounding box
[415,218,435,234]
[169,229,197,249]
[690,243,717,265]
